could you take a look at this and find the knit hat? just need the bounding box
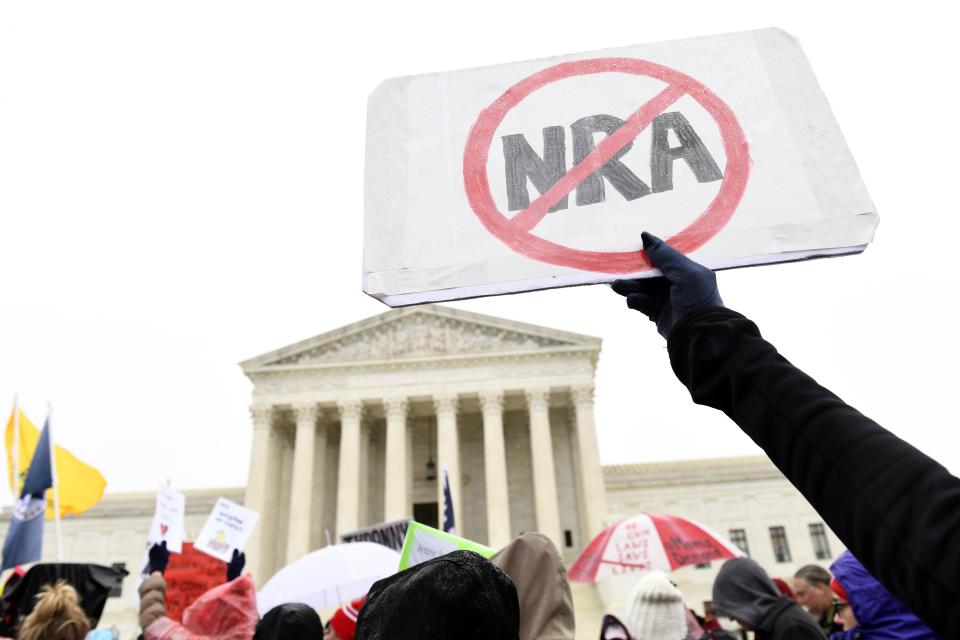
[355,550,520,640]
[623,571,687,640]
[329,597,364,640]
[829,576,849,602]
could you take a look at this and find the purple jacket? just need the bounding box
[829,551,939,639]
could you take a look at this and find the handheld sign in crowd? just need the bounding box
[147,485,186,553]
[363,28,878,306]
[163,542,226,623]
[341,518,411,552]
[397,521,494,571]
[194,497,259,562]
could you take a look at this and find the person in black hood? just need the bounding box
[712,558,824,640]
[355,550,519,640]
[254,603,324,640]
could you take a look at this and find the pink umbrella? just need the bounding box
[569,512,745,582]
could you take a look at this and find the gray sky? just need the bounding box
[2,1,958,509]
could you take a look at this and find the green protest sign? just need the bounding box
[397,521,494,571]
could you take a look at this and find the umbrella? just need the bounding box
[568,513,745,582]
[257,542,400,615]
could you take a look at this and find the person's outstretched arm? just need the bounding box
[613,233,960,639]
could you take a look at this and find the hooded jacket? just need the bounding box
[253,603,324,640]
[491,532,575,640]
[666,308,960,639]
[711,558,823,640]
[829,551,938,639]
[356,550,519,640]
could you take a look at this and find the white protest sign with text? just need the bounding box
[194,497,260,562]
[147,485,186,554]
[363,28,878,306]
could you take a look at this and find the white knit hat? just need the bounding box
[623,571,687,640]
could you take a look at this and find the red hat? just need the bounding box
[329,597,364,640]
[830,577,849,602]
[772,578,796,601]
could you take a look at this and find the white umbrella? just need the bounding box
[256,541,400,615]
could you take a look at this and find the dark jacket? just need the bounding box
[712,558,823,640]
[666,308,960,639]
[829,551,938,639]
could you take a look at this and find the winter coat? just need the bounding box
[144,575,258,640]
[829,551,938,639]
[711,558,823,640]
[666,308,960,639]
[490,532,576,640]
[138,573,167,632]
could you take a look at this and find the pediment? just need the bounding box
[241,305,599,370]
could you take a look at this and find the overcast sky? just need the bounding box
[2,1,957,509]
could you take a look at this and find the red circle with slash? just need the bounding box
[462,57,750,273]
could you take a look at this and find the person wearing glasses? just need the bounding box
[612,233,960,638]
[828,551,936,639]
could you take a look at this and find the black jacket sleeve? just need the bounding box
[666,307,960,639]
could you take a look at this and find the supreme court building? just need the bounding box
[1,305,842,639]
[239,304,609,581]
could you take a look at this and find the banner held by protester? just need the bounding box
[363,28,877,306]
[194,497,259,562]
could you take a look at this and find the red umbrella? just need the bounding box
[569,512,745,582]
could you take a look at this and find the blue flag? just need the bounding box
[442,464,456,535]
[2,419,54,570]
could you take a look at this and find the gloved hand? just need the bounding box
[227,549,246,582]
[148,541,169,575]
[612,232,723,338]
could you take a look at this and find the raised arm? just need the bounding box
[613,234,960,639]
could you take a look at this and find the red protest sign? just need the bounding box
[462,57,750,274]
[163,542,226,622]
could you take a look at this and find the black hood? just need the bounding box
[711,558,784,629]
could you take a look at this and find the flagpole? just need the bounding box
[12,395,20,498]
[47,403,63,561]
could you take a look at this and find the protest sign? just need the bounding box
[397,521,493,571]
[363,28,878,306]
[194,497,259,562]
[341,518,411,552]
[147,485,185,553]
[163,542,226,622]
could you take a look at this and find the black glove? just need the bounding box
[148,541,169,575]
[227,549,245,582]
[612,232,723,338]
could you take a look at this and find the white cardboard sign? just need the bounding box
[194,497,260,563]
[363,28,878,306]
[147,485,186,554]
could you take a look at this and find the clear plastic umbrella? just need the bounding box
[256,541,400,615]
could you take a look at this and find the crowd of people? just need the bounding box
[3,232,958,639]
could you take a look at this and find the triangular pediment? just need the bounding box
[241,305,599,370]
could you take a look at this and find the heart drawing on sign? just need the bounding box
[160,524,169,536]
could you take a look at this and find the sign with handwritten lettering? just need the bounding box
[147,485,186,553]
[364,28,877,307]
[194,497,260,562]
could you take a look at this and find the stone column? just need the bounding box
[311,418,328,549]
[335,400,363,539]
[383,397,410,521]
[572,385,608,539]
[434,393,461,529]
[479,390,511,549]
[245,405,276,584]
[526,387,563,548]
[286,403,318,563]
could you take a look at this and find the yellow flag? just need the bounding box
[5,407,107,519]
